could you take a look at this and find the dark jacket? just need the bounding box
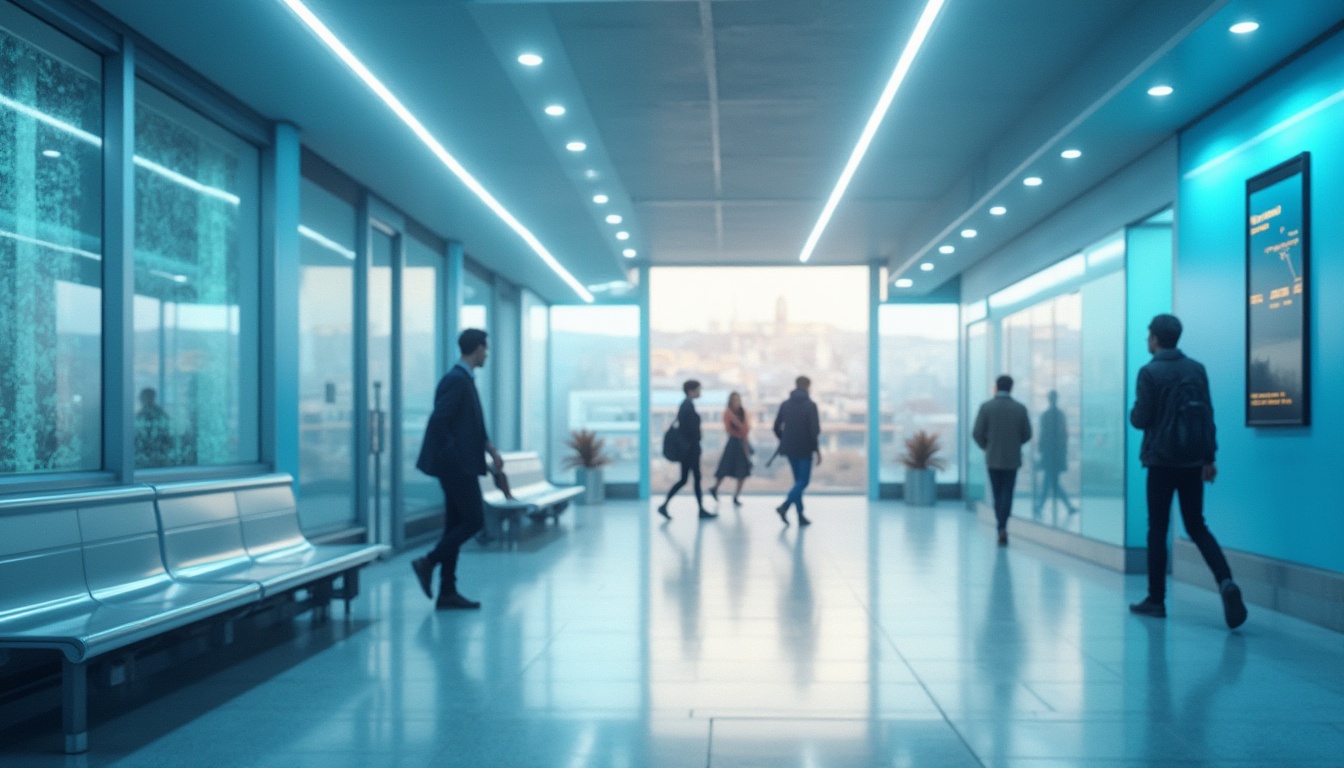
[1038,406,1067,473]
[773,389,820,459]
[972,394,1032,470]
[416,364,489,478]
[1130,348,1217,467]
[676,397,701,460]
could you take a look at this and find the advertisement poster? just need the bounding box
[1245,153,1310,426]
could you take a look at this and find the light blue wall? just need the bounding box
[1124,224,1172,548]
[1177,29,1344,574]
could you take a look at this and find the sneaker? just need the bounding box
[1221,581,1248,629]
[775,502,790,527]
[411,557,434,599]
[656,504,671,521]
[732,497,743,507]
[1129,598,1166,618]
[797,513,812,526]
[698,509,718,519]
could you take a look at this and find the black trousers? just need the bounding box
[988,468,1018,532]
[426,472,484,592]
[665,457,703,509]
[1145,465,1232,602]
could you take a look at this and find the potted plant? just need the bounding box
[899,430,946,507]
[564,429,612,505]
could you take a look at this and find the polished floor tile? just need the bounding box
[3,497,1343,767]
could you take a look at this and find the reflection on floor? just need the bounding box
[6,497,1344,767]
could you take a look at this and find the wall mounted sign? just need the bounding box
[1245,153,1310,426]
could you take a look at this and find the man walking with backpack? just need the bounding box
[1129,314,1247,629]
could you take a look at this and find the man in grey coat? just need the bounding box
[973,375,1032,546]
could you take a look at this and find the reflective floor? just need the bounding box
[7,498,1344,767]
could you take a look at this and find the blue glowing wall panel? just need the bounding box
[1177,29,1344,573]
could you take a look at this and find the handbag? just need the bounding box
[661,420,684,462]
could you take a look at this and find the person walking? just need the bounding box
[710,392,752,507]
[973,375,1032,546]
[659,379,715,520]
[1034,390,1076,516]
[411,328,503,610]
[773,376,821,527]
[1128,314,1246,628]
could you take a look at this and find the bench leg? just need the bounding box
[342,568,360,615]
[62,659,88,754]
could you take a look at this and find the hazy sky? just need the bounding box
[650,266,869,333]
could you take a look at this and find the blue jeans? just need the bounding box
[785,455,813,509]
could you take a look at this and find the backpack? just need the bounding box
[1154,373,1216,465]
[661,420,684,462]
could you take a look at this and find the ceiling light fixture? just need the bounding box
[605,214,623,224]
[1230,21,1260,34]
[895,278,914,288]
[593,194,609,204]
[517,53,543,67]
[939,245,955,255]
[989,206,1006,216]
[615,231,630,241]
[623,248,637,258]
[797,0,947,263]
[584,169,599,179]
[920,263,934,272]
[566,141,587,152]
[41,149,61,158]
[277,0,592,302]
[961,228,977,238]
[1148,85,1174,97]
[1061,149,1082,159]
[544,105,565,116]
[1023,177,1043,187]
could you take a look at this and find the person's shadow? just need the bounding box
[1138,618,1247,759]
[718,504,751,620]
[777,527,817,688]
[975,549,1024,762]
[661,523,705,660]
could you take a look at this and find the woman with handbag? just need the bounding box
[710,391,752,507]
[658,379,715,520]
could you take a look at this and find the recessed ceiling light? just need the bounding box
[566,141,587,152]
[518,53,543,66]
[961,228,977,238]
[939,245,955,255]
[989,206,1007,216]
[42,149,61,158]
[605,214,623,224]
[920,263,935,272]
[585,169,599,179]
[593,194,609,204]
[623,248,637,258]
[1023,177,1043,187]
[895,278,914,288]
[615,231,630,241]
[1061,149,1082,159]
[1147,85,1174,97]
[544,105,565,116]
[1230,21,1259,34]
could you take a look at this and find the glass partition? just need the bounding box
[878,304,960,485]
[549,305,639,484]
[520,290,549,454]
[461,263,493,437]
[401,234,442,524]
[0,6,102,475]
[964,321,989,503]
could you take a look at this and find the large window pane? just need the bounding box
[461,264,493,437]
[402,235,442,523]
[964,321,989,502]
[133,81,259,468]
[298,178,355,531]
[550,306,639,483]
[0,7,102,475]
[521,290,548,454]
[879,304,960,484]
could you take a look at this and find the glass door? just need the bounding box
[367,224,396,548]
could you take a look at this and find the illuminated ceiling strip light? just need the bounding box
[278,0,593,303]
[299,224,356,260]
[798,0,946,263]
[1185,84,1344,179]
[0,92,240,205]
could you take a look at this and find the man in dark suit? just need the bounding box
[411,328,503,609]
[773,376,821,527]
[973,375,1032,546]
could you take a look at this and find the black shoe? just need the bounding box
[996,530,1008,547]
[411,557,434,599]
[657,504,671,521]
[776,503,790,526]
[1221,581,1248,629]
[732,497,742,507]
[698,509,718,519]
[1129,598,1166,618]
[797,513,811,526]
[436,591,481,610]
[709,487,719,502]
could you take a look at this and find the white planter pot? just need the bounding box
[904,467,937,506]
[576,467,605,505]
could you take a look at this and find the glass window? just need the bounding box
[133,80,260,469]
[550,305,639,483]
[402,234,442,523]
[520,290,548,454]
[297,178,356,531]
[964,320,989,503]
[461,263,493,437]
[879,304,960,484]
[0,7,102,475]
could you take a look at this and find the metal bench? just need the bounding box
[479,452,583,546]
[0,486,260,754]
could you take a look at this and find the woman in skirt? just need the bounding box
[710,391,752,506]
